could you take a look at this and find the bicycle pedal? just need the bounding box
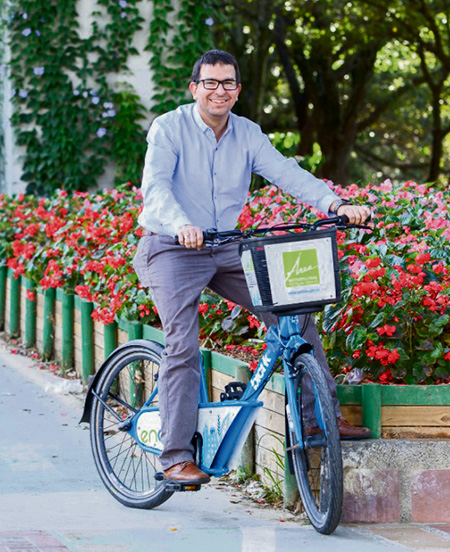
[154,472,202,492]
[164,481,202,492]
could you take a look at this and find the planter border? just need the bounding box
[8,269,20,336]
[1,285,450,517]
[337,383,450,405]
[338,383,450,438]
[24,277,36,348]
[0,266,7,330]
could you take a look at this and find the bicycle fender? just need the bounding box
[283,334,313,364]
[79,338,164,425]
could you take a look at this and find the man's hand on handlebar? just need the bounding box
[177,224,204,249]
[336,204,371,225]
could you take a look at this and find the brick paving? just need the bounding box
[359,524,450,551]
[0,531,69,552]
[411,471,450,523]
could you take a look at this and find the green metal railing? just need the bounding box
[24,278,36,348]
[9,270,20,336]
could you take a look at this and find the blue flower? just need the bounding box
[121,11,127,18]
[91,96,100,105]
[106,109,116,118]
[18,89,28,98]
[96,128,107,138]
[119,0,127,7]
[103,102,114,109]
[36,30,41,37]
[22,28,32,36]
[205,17,214,26]
[33,66,45,76]
[82,91,88,98]
[73,89,80,96]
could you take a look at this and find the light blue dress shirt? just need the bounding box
[138,103,340,236]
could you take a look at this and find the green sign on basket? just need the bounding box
[283,249,320,287]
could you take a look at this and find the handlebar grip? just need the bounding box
[338,214,372,226]
[174,230,211,246]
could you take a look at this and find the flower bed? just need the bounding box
[2,179,450,384]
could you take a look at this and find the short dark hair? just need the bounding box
[190,50,241,84]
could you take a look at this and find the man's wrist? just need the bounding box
[329,199,351,215]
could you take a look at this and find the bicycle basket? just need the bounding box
[238,229,341,315]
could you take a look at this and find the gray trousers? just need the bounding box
[133,234,341,469]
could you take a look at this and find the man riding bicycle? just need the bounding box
[133,49,371,486]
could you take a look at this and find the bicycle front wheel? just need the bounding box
[90,341,173,509]
[287,353,343,534]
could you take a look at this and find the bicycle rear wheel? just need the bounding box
[287,353,343,534]
[90,341,173,509]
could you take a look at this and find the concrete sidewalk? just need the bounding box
[1,342,450,551]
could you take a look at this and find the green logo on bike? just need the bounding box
[283,249,320,287]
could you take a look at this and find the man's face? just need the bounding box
[189,63,241,124]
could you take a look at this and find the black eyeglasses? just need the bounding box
[196,79,239,91]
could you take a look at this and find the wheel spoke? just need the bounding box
[90,345,172,509]
[107,391,139,414]
[288,353,343,534]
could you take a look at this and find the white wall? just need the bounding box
[1,44,26,197]
[1,0,157,195]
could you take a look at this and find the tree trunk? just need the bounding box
[317,136,353,184]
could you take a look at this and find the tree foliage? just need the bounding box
[215,0,450,186]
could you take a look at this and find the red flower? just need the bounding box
[75,285,94,301]
[376,325,397,337]
[379,368,393,384]
[249,359,258,372]
[26,290,35,302]
[247,315,261,329]
[415,252,431,265]
[365,258,381,268]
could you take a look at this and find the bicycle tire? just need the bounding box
[90,341,173,509]
[287,353,343,534]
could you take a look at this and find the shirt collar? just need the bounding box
[193,103,234,135]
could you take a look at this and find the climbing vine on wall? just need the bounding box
[2,0,221,195]
[4,0,147,195]
[0,14,5,189]
[146,0,219,114]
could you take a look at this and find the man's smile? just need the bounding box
[189,63,241,131]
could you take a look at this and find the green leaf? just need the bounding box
[346,327,368,351]
[428,315,450,337]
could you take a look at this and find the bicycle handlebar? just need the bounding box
[174,215,372,246]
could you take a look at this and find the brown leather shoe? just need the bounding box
[163,461,210,484]
[337,417,372,440]
[304,425,322,437]
[304,418,372,440]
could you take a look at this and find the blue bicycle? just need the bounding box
[82,216,366,534]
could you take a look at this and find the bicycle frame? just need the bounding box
[127,315,315,477]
